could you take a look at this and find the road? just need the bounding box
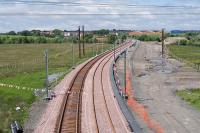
[129,41,200,133]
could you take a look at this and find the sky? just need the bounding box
[0,0,200,32]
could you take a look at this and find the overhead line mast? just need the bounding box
[78,26,81,58]
[82,25,85,56]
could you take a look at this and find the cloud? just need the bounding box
[0,0,200,32]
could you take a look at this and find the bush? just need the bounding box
[0,35,69,44]
[84,34,94,43]
[94,29,109,35]
[179,40,187,46]
[121,35,127,42]
[107,34,117,44]
[134,35,161,42]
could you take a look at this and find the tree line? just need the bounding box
[3,29,64,37]
[133,35,161,42]
[0,35,68,44]
[0,29,126,44]
[175,32,200,47]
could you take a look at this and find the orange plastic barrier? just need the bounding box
[126,69,164,133]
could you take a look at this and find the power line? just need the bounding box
[0,13,200,16]
[1,0,200,9]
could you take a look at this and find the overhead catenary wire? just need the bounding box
[0,0,200,9]
[0,1,200,17]
[0,13,200,16]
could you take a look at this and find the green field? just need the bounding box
[0,43,112,133]
[168,45,200,112]
[177,89,200,111]
[168,45,200,64]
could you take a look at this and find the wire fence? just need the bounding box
[166,46,200,71]
[0,58,44,75]
[0,43,113,87]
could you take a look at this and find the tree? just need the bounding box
[179,40,187,45]
[31,30,41,36]
[84,34,93,43]
[94,29,109,35]
[134,35,161,42]
[107,34,117,44]
[18,30,32,36]
[121,34,127,42]
[52,29,64,37]
[7,31,16,35]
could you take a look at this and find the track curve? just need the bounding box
[81,42,133,133]
[56,43,130,133]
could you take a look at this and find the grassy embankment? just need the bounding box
[0,43,112,133]
[168,45,200,111]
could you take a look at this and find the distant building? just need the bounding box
[64,30,79,37]
[108,30,130,35]
[40,30,53,36]
[64,32,71,37]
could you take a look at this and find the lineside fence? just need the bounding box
[165,45,200,71]
[0,43,112,94]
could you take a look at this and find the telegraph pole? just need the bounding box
[78,26,81,58]
[44,49,49,99]
[162,28,165,58]
[82,25,85,56]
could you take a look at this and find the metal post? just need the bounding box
[96,42,98,56]
[92,39,95,56]
[161,28,165,72]
[45,49,49,99]
[93,47,95,56]
[101,40,103,53]
[114,33,118,62]
[82,25,85,56]
[72,40,75,69]
[78,26,81,58]
[162,28,165,58]
[124,50,127,99]
[114,40,116,61]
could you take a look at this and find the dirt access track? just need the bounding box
[130,42,200,133]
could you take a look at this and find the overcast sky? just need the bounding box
[0,0,200,32]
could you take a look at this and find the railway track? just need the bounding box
[92,50,117,132]
[56,54,106,133]
[56,43,130,133]
[90,43,133,133]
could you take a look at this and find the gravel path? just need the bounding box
[130,42,200,133]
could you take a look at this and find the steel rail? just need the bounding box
[56,42,129,133]
[91,43,130,132]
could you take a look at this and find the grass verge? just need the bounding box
[168,45,200,112]
[0,87,35,133]
[177,89,200,111]
[0,43,112,132]
[167,45,200,64]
